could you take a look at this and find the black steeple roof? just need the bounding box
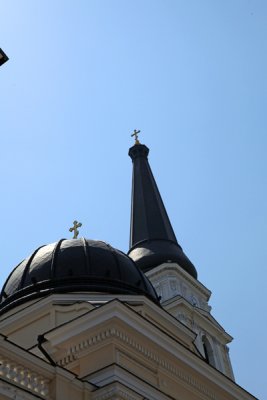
[128,143,198,279]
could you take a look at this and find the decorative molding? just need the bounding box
[58,327,216,400]
[149,270,211,314]
[165,296,231,342]
[0,356,50,398]
[0,380,48,400]
[170,279,178,293]
[92,387,141,400]
[176,312,193,328]
[91,381,143,400]
[0,381,33,400]
[146,263,211,298]
[154,284,163,298]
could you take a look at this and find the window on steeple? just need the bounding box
[202,335,216,367]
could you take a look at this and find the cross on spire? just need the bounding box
[131,129,140,145]
[69,220,82,239]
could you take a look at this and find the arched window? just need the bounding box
[202,335,216,367]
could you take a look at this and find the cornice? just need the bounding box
[0,294,94,333]
[58,325,217,400]
[92,381,143,400]
[88,365,175,400]
[41,299,195,351]
[58,322,255,400]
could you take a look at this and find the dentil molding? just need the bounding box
[58,327,216,400]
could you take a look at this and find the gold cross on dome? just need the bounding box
[69,220,82,239]
[131,129,140,144]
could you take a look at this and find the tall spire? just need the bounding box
[128,142,197,279]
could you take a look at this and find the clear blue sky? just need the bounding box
[1,1,266,398]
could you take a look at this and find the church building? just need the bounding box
[0,137,256,399]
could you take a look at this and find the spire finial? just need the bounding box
[69,220,82,239]
[131,129,140,145]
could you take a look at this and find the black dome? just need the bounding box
[0,238,159,314]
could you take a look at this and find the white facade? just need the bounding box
[147,262,234,379]
[0,287,256,400]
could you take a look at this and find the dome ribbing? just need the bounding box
[0,238,159,314]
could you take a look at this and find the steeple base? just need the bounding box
[128,239,198,278]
